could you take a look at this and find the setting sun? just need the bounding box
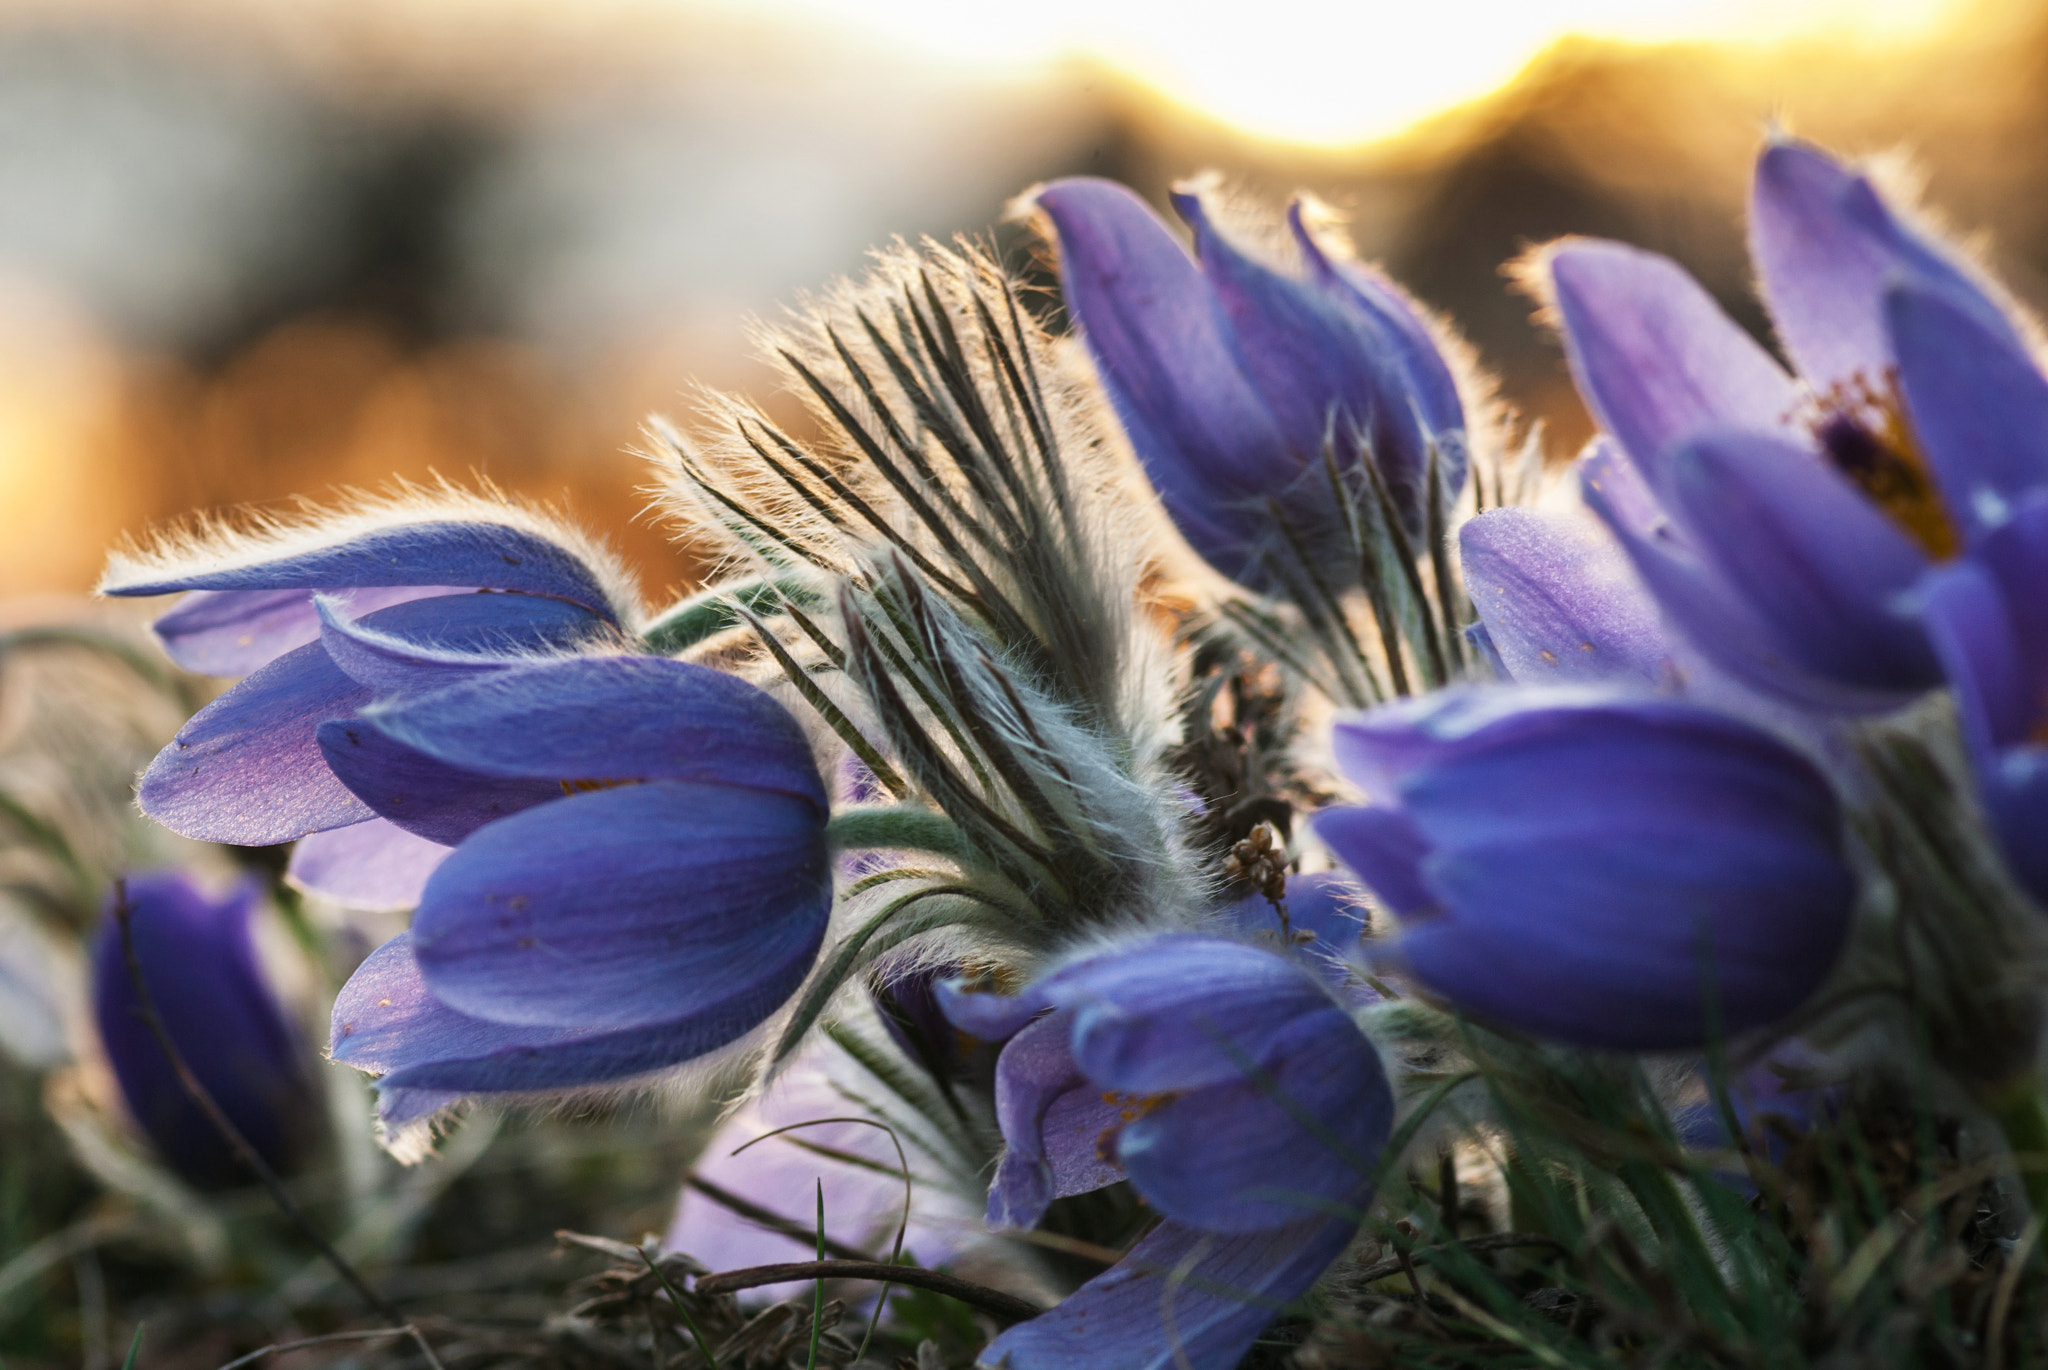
[733,0,1961,145]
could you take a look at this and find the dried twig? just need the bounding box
[693,1260,1043,1325]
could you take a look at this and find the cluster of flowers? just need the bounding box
[96,136,2048,1368]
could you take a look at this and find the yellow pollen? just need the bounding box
[1094,1089,1181,1164]
[1805,369,1958,561]
[558,777,632,795]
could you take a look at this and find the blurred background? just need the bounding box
[0,0,2042,1359]
[0,0,2036,608]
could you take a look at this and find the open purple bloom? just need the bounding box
[92,872,317,1189]
[327,656,831,1127]
[1315,688,1855,1050]
[104,508,634,849]
[1031,177,1465,588]
[1549,139,2048,714]
[1919,492,2048,906]
[941,934,1392,1370]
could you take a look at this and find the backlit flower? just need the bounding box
[1315,688,1855,1049]
[1549,139,2048,713]
[1031,177,1466,589]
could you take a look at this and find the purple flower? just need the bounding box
[325,655,831,1130]
[1919,492,2048,906]
[940,934,1392,1370]
[1030,177,1465,587]
[1314,688,1855,1050]
[1549,139,2048,714]
[101,507,636,851]
[91,872,317,1189]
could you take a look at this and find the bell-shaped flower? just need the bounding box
[1030,176,1466,588]
[101,501,636,853]
[91,872,319,1189]
[1314,688,1856,1050]
[1548,138,2048,714]
[939,934,1393,1370]
[1919,492,2048,906]
[325,654,832,1137]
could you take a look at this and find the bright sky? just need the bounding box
[742,0,1961,146]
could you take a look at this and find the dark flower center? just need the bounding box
[1808,371,1958,561]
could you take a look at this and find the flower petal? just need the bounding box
[315,590,607,696]
[331,931,794,1116]
[1312,806,1437,920]
[1581,443,1916,714]
[316,719,564,844]
[1289,202,1464,453]
[1919,558,2026,760]
[1658,427,1938,694]
[104,518,622,619]
[151,585,465,677]
[1117,1006,1389,1233]
[139,641,374,844]
[1031,178,1289,581]
[411,782,829,1031]
[1750,139,2018,391]
[987,1012,1125,1228]
[1888,277,2048,542]
[1548,240,1794,476]
[934,976,1055,1042]
[359,655,827,808]
[286,819,450,910]
[139,594,614,846]
[980,1214,1357,1370]
[1460,506,1671,686]
[1045,937,1332,1095]
[1173,189,1424,523]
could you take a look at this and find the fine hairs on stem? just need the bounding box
[108,880,445,1370]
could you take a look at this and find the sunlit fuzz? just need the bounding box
[100,497,638,851]
[324,655,833,1136]
[91,872,318,1190]
[1918,492,2048,909]
[1541,138,2048,715]
[939,934,1393,1370]
[99,483,643,674]
[1315,688,1856,1050]
[1026,176,1469,591]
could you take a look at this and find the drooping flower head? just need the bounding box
[941,934,1394,1369]
[1030,177,1468,590]
[1544,138,2048,714]
[324,655,832,1142]
[91,872,318,1189]
[1315,688,1856,1049]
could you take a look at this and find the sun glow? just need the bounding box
[736,0,1961,147]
